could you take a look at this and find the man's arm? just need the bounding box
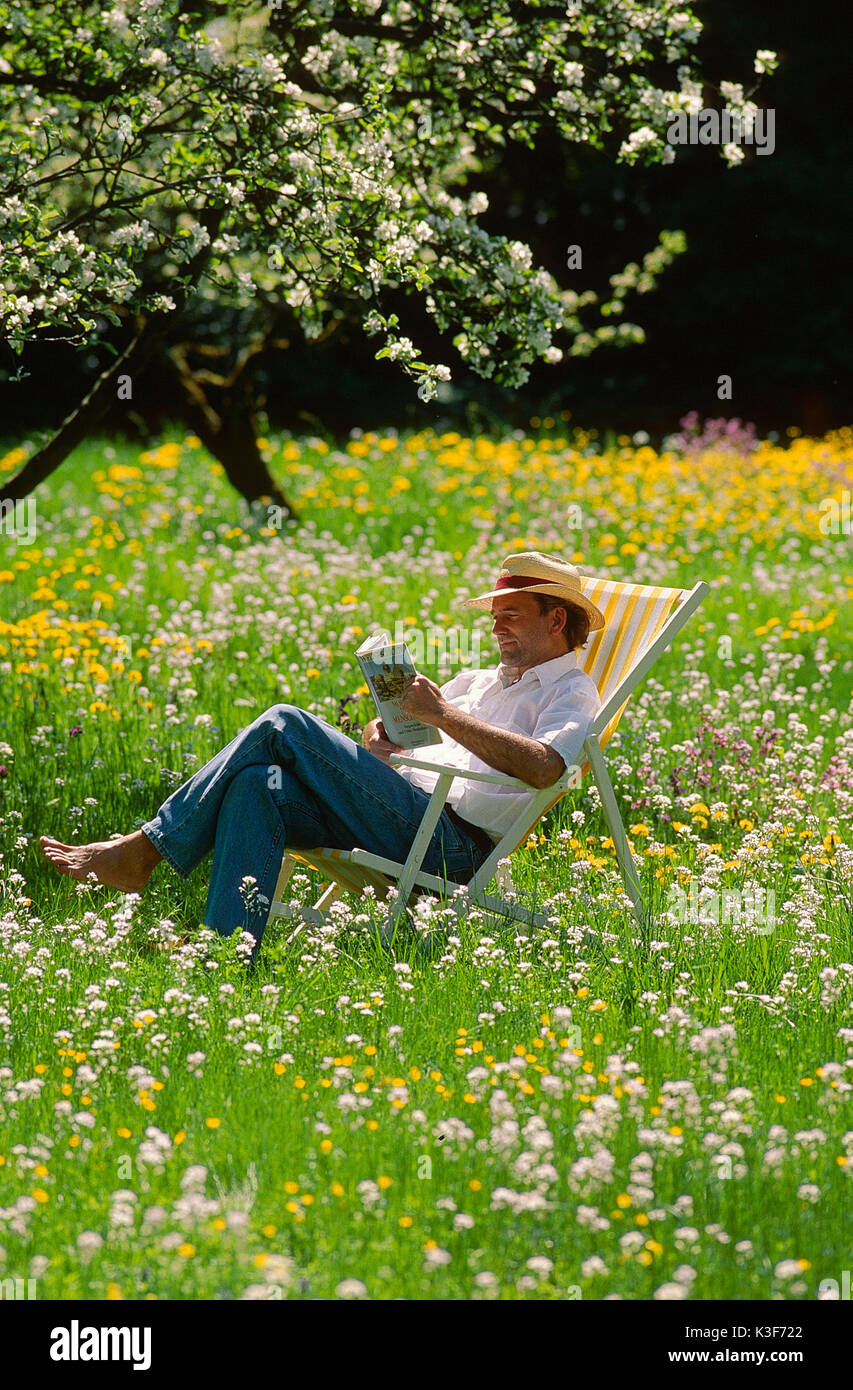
[402,676,566,789]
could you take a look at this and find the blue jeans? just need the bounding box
[140,704,490,948]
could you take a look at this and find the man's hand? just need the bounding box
[362,716,404,765]
[401,674,448,727]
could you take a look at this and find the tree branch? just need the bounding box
[1,206,223,502]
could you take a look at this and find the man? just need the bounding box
[40,551,604,950]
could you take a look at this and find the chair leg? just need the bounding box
[314,881,346,912]
[584,737,650,929]
[465,888,547,930]
[269,856,344,938]
[388,771,455,929]
[283,881,340,945]
[272,852,296,909]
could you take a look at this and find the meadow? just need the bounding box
[0,416,851,1301]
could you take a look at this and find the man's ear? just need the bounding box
[553,605,569,639]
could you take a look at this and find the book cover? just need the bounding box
[355,629,442,749]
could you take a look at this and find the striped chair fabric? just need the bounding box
[494,576,684,858]
[577,576,684,751]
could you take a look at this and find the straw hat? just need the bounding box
[463,551,606,631]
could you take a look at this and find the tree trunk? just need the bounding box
[162,336,297,519]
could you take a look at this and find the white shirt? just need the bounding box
[395,651,601,843]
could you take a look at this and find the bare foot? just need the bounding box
[39,830,162,894]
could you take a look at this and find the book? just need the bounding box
[355,629,442,749]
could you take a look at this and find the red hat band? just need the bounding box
[494,575,548,591]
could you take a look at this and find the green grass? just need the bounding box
[0,423,851,1300]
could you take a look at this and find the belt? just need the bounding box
[444,803,496,856]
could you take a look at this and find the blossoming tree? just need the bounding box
[0,0,774,508]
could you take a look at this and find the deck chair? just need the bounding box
[267,575,709,935]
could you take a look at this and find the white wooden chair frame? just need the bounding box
[268,577,709,936]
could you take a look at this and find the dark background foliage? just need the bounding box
[2,0,848,444]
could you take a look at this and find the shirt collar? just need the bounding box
[497,649,579,689]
